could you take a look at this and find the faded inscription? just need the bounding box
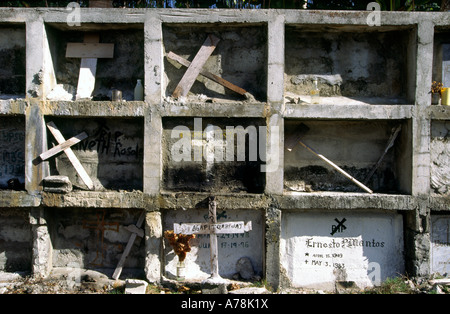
[0,119,25,188]
[164,209,263,280]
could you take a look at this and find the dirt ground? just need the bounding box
[0,269,448,294]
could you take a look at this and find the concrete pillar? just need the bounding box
[265,205,281,291]
[143,109,162,195]
[144,210,162,283]
[143,12,164,196]
[267,13,285,105]
[29,208,52,278]
[264,113,284,195]
[406,20,435,277]
[265,14,285,195]
[25,102,48,195]
[26,15,56,100]
[144,12,163,105]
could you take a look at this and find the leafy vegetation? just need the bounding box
[364,276,414,294]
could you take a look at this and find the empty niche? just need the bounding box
[430,120,450,195]
[0,209,32,272]
[284,25,415,105]
[162,117,266,193]
[0,116,25,190]
[284,119,411,194]
[0,24,26,99]
[48,208,145,275]
[162,24,267,102]
[45,24,144,101]
[44,117,144,191]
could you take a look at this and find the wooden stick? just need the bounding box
[40,132,88,161]
[364,125,402,185]
[167,51,247,96]
[46,122,94,190]
[172,34,220,98]
[208,196,221,280]
[298,140,373,194]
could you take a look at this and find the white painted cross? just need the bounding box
[173,196,252,283]
[66,33,114,100]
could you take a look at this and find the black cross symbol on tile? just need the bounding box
[330,218,347,236]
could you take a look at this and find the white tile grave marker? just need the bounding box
[280,211,404,291]
[431,215,450,275]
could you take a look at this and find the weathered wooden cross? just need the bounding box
[171,34,220,99]
[112,210,146,280]
[40,121,94,190]
[173,196,252,283]
[168,33,255,100]
[66,33,114,100]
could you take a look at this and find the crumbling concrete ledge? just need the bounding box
[158,192,271,210]
[276,192,417,211]
[41,190,154,209]
[0,191,41,207]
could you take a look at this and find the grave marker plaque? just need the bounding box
[431,215,450,275]
[280,211,404,290]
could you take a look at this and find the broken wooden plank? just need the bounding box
[66,43,114,59]
[172,34,220,99]
[46,122,94,190]
[167,51,247,96]
[364,124,402,185]
[39,132,88,161]
[124,224,144,238]
[112,210,146,280]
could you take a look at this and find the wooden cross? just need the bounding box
[44,121,94,190]
[172,34,221,99]
[167,51,247,97]
[173,196,252,283]
[112,210,146,280]
[66,34,114,100]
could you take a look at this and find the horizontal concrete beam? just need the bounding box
[0,8,448,27]
[0,191,41,207]
[275,192,416,211]
[41,100,145,117]
[284,104,414,120]
[41,190,154,208]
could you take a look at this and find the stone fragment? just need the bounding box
[43,175,73,193]
[201,282,228,294]
[228,287,269,294]
[236,257,255,280]
[125,279,148,294]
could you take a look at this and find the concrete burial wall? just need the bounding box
[0,8,449,291]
